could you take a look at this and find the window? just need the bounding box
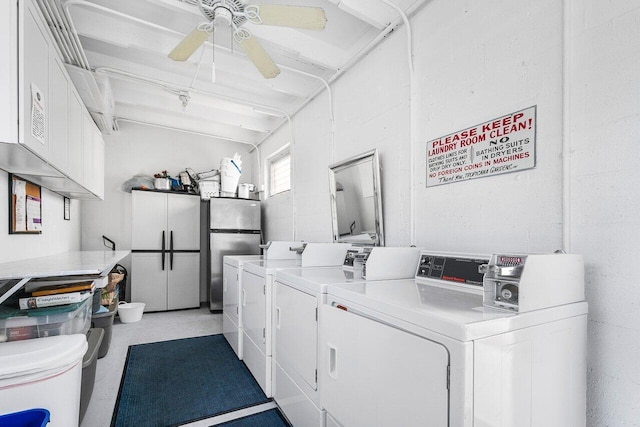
[267,145,291,197]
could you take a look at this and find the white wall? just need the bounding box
[81,122,256,301]
[0,170,82,262]
[258,0,640,424]
[81,121,256,252]
[569,2,640,424]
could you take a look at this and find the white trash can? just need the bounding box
[0,334,88,426]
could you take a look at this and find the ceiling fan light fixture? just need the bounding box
[245,5,327,30]
[235,28,280,79]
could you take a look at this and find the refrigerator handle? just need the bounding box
[170,231,174,270]
[161,231,166,270]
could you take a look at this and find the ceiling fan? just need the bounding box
[169,0,327,79]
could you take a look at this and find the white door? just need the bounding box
[132,191,168,250]
[167,194,200,250]
[223,263,240,324]
[167,252,200,310]
[131,252,167,312]
[242,270,266,353]
[47,54,68,171]
[321,304,449,427]
[21,2,50,157]
[67,90,83,183]
[275,282,318,390]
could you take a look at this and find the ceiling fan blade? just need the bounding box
[237,32,281,79]
[169,27,210,61]
[248,5,327,30]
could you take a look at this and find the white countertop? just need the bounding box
[0,250,130,280]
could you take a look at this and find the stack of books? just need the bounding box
[19,281,95,310]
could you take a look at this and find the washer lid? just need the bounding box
[0,334,88,379]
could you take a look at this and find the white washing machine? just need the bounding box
[241,243,351,397]
[272,247,421,427]
[222,241,304,359]
[320,251,588,427]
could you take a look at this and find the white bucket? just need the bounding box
[0,335,87,427]
[220,169,241,193]
[117,302,145,323]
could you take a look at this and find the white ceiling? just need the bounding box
[44,0,422,146]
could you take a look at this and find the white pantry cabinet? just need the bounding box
[0,0,104,200]
[131,191,201,312]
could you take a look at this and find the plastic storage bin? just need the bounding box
[91,303,116,358]
[0,335,87,426]
[0,408,50,427]
[80,328,103,423]
[0,299,91,342]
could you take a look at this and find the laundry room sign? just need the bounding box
[426,106,536,187]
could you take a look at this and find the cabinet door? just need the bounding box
[81,111,94,188]
[131,253,168,312]
[167,194,200,250]
[321,304,449,427]
[242,270,266,352]
[91,124,104,199]
[1,0,17,144]
[274,282,318,390]
[21,2,50,157]
[48,54,68,171]
[67,90,83,182]
[132,191,168,250]
[223,263,240,324]
[167,253,200,310]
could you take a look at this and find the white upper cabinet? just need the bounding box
[20,1,50,158]
[48,54,69,171]
[0,0,105,200]
[67,90,84,183]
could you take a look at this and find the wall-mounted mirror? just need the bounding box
[329,149,384,246]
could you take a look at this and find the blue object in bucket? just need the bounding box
[0,409,50,427]
[230,159,242,174]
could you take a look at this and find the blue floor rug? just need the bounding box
[111,334,269,427]
[215,409,290,426]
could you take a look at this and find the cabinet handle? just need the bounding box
[223,278,227,292]
[242,289,247,306]
[169,231,174,270]
[328,344,338,379]
[161,231,166,271]
[275,306,281,329]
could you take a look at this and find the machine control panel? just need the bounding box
[343,249,361,268]
[416,254,488,288]
[482,253,585,312]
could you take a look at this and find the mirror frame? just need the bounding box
[329,149,384,246]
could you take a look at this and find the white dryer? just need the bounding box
[222,255,263,358]
[272,247,421,427]
[241,243,351,397]
[222,241,302,359]
[320,251,588,427]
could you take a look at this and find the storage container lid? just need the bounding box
[0,334,87,380]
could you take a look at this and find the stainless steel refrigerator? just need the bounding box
[202,198,262,311]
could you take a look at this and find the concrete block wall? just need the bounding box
[569,1,640,424]
[81,121,255,254]
[259,0,640,424]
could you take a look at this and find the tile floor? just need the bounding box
[81,306,222,427]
